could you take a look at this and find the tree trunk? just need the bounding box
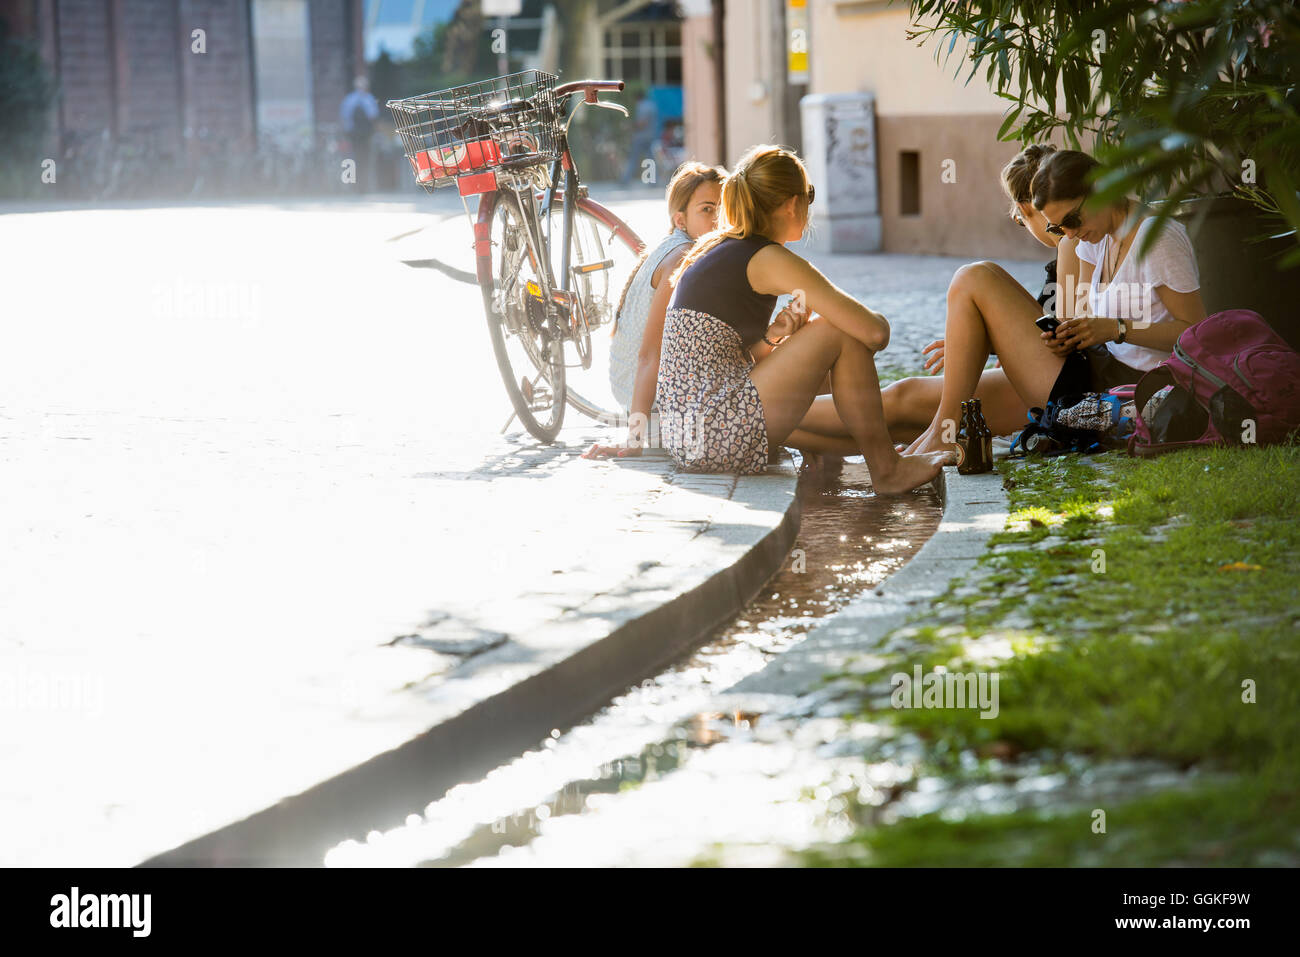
[556,0,601,81]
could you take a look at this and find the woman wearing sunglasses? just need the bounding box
[904,148,1205,457]
[867,144,1076,445]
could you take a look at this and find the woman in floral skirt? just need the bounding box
[656,144,949,495]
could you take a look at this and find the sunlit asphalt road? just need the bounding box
[0,186,681,865]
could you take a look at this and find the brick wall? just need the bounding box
[309,0,352,138]
[36,1,359,158]
[53,0,115,143]
[114,0,183,150]
[179,0,255,149]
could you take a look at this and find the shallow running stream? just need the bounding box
[325,457,943,866]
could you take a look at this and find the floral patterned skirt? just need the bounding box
[654,306,770,474]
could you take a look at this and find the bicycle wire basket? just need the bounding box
[387,70,561,193]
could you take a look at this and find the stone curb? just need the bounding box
[141,453,801,866]
[717,466,1010,707]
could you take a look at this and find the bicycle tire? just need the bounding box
[478,190,567,442]
[532,191,644,426]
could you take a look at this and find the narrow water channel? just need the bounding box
[325,456,943,867]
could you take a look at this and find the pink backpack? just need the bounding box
[1129,310,1300,457]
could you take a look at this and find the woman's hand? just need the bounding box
[1056,316,1118,351]
[766,302,808,343]
[921,338,945,374]
[583,419,650,459]
[583,439,644,459]
[1041,328,1074,358]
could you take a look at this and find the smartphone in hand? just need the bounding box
[1035,314,1061,334]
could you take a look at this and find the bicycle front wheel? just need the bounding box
[480,190,566,443]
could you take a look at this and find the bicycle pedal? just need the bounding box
[572,258,613,276]
[528,386,553,411]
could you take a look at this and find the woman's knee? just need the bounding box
[948,260,1004,299]
[883,375,933,425]
[795,314,851,356]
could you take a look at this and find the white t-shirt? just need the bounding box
[1074,217,1200,371]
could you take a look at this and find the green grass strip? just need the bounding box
[812,444,1300,866]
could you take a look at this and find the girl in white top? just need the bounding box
[1072,215,1201,371]
[906,149,1207,457]
[585,161,725,458]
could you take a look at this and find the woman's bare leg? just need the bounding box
[792,367,1029,448]
[747,317,949,494]
[791,381,942,446]
[966,368,1033,436]
[780,427,859,456]
[906,262,1063,455]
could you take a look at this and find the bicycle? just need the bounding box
[388,70,646,443]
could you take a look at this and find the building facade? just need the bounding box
[1,0,365,189]
[679,0,1043,261]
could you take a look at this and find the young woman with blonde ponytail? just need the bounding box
[654,144,949,494]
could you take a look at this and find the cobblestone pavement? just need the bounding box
[0,192,1042,866]
[813,252,1046,379]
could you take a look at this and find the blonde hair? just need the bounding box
[668,144,810,289]
[612,160,727,334]
[1001,144,1057,221]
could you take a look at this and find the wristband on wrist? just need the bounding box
[1114,317,1128,344]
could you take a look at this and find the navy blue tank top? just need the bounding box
[670,234,780,348]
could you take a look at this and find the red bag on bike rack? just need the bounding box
[409,137,502,183]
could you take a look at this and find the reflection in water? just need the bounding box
[325,458,942,867]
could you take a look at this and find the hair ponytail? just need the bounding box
[668,144,811,289]
[1001,144,1057,219]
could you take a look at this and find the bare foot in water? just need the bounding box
[870,449,952,495]
[799,451,845,476]
[904,423,957,457]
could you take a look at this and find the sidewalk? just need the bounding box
[3,429,798,867]
[0,197,797,866]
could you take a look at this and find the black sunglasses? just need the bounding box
[1044,197,1086,236]
[806,183,815,205]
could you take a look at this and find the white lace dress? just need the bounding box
[607,226,693,411]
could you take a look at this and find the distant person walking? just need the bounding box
[340,75,379,193]
[620,90,659,187]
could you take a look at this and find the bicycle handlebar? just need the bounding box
[389,79,624,117]
[554,80,625,103]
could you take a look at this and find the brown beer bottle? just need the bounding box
[956,400,978,474]
[972,398,994,470]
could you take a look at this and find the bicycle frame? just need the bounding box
[468,103,641,346]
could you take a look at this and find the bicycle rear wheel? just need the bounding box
[480,190,566,442]
[535,191,644,426]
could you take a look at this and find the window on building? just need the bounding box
[251,0,314,147]
[899,150,921,216]
[603,23,683,87]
